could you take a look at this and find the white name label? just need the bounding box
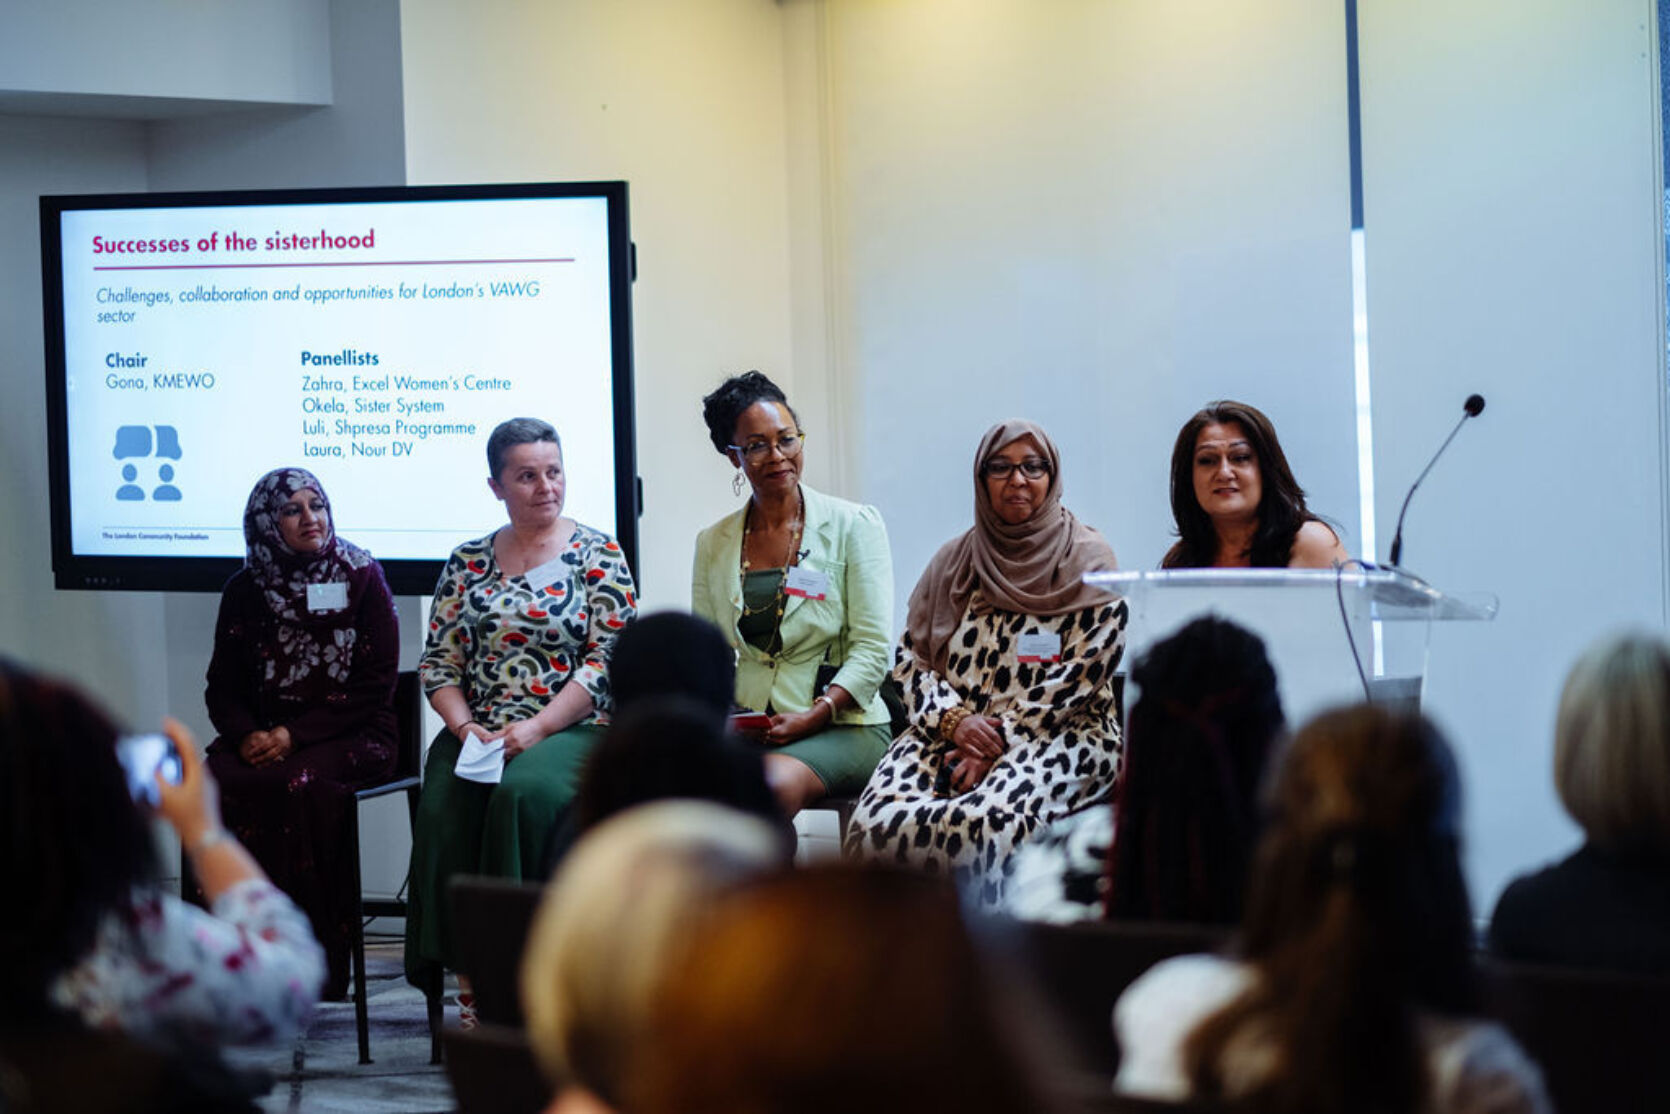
[1017,631,1062,663]
[784,564,829,600]
[523,555,567,591]
[307,582,349,612]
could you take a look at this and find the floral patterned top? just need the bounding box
[50,879,325,1046]
[419,523,637,726]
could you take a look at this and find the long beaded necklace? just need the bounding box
[739,488,804,646]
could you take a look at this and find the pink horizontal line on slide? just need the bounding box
[92,257,576,271]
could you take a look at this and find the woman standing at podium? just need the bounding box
[1162,401,1348,569]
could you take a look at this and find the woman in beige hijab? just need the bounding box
[845,420,1127,904]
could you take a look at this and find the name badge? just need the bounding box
[1017,631,1062,663]
[783,565,829,600]
[307,582,349,612]
[523,556,567,591]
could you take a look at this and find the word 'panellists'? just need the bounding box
[301,349,379,367]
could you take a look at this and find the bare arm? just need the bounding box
[1289,520,1350,569]
[153,718,268,904]
[427,683,479,738]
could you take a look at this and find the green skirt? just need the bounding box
[774,722,892,797]
[404,723,603,988]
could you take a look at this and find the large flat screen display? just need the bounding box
[41,181,636,594]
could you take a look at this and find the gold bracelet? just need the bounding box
[938,707,972,744]
[815,694,838,720]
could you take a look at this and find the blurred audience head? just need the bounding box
[1108,616,1284,923]
[1183,704,1472,1114]
[631,864,1055,1114]
[0,659,156,1016]
[575,697,782,837]
[608,610,735,719]
[519,801,787,1107]
[1554,631,1670,858]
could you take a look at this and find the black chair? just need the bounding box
[814,793,861,847]
[442,1023,552,1114]
[1478,956,1670,1114]
[448,874,546,1027]
[0,1020,269,1113]
[349,669,441,1065]
[1010,917,1230,1077]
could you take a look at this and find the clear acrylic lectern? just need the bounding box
[1083,568,1497,727]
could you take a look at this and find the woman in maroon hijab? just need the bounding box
[204,467,399,1000]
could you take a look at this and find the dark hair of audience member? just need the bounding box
[631,864,1058,1114]
[699,370,799,456]
[609,610,736,719]
[1105,617,1284,923]
[1182,705,1476,1114]
[575,697,784,838]
[0,660,157,1018]
[1163,400,1317,569]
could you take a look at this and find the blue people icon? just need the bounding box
[116,463,144,502]
[112,425,151,460]
[112,424,184,501]
[153,463,182,502]
[113,426,152,501]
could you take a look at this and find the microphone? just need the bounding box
[1386,394,1485,568]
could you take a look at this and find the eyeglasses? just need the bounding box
[982,458,1050,480]
[729,431,806,463]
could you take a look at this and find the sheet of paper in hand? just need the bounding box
[455,730,505,784]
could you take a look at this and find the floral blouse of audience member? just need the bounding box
[52,879,324,1047]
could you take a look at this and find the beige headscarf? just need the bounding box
[906,420,1118,672]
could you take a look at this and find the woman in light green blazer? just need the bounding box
[694,372,894,815]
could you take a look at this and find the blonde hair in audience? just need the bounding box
[1555,632,1670,857]
[518,801,786,1105]
[630,864,1055,1114]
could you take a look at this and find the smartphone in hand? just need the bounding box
[728,710,773,733]
[116,733,183,808]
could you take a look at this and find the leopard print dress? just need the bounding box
[845,590,1127,905]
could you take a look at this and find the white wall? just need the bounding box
[0,115,159,713]
[0,0,332,110]
[819,0,1360,624]
[1360,0,1667,903]
[398,0,803,610]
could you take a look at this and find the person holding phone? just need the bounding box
[692,371,895,817]
[204,467,399,1001]
[2,659,324,1046]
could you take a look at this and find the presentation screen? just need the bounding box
[41,181,636,594]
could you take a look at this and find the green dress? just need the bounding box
[740,569,889,795]
[404,525,635,989]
